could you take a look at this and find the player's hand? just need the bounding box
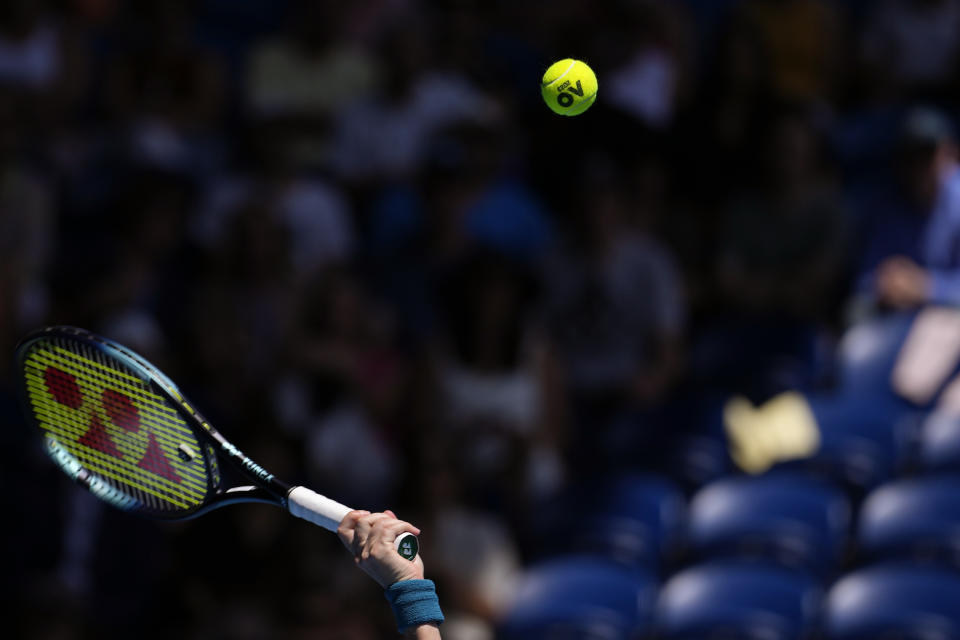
[338,510,425,588]
[876,256,931,309]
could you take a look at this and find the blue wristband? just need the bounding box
[384,579,444,632]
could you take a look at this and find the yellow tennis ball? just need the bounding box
[541,59,598,116]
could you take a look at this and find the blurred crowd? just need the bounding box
[4,0,960,637]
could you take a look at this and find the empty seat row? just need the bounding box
[499,557,960,639]
[538,472,960,576]
[507,471,960,637]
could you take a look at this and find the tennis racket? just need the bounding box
[15,325,418,560]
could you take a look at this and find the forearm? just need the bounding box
[404,623,442,639]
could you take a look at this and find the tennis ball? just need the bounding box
[541,59,598,116]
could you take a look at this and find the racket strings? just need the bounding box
[22,337,211,515]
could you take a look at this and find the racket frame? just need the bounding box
[18,326,295,518]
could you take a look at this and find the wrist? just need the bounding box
[384,579,444,633]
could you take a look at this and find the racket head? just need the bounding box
[16,326,220,519]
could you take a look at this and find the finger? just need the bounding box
[355,513,392,557]
[381,521,421,557]
[359,513,400,559]
[340,510,370,530]
[364,518,418,561]
[379,519,421,539]
[337,510,370,549]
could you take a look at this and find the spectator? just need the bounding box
[716,104,848,320]
[541,159,686,472]
[330,16,500,183]
[852,107,960,312]
[192,132,355,280]
[246,2,379,119]
[543,172,684,398]
[433,252,564,506]
[0,0,86,127]
[603,1,693,128]
[189,197,298,425]
[103,0,225,174]
[692,104,848,399]
[367,123,553,339]
[727,108,960,481]
[277,269,408,507]
[416,451,523,640]
[246,0,380,168]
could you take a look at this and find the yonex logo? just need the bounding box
[42,365,184,483]
[24,344,207,510]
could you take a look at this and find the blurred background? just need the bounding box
[6,0,960,638]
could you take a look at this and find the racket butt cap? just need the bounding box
[395,532,419,561]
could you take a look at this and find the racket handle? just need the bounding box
[286,486,419,560]
[287,486,351,531]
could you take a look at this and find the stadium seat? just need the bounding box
[654,561,821,640]
[919,411,960,472]
[688,474,851,576]
[497,555,657,640]
[779,396,908,491]
[858,476,960,565]
[567,473,686,572]
[672,433,732,488]
[824,564,960,640]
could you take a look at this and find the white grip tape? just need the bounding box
[287,486,352,532]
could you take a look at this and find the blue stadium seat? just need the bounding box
[568,474,686,571]
[497,556,657,640]
[672,433,732,488]
[688,474,851,576]
[858,476,960,565]
[775,396,907,491]
[824,564,960,640]
[654,562,821,640]
[919,411,960,473]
